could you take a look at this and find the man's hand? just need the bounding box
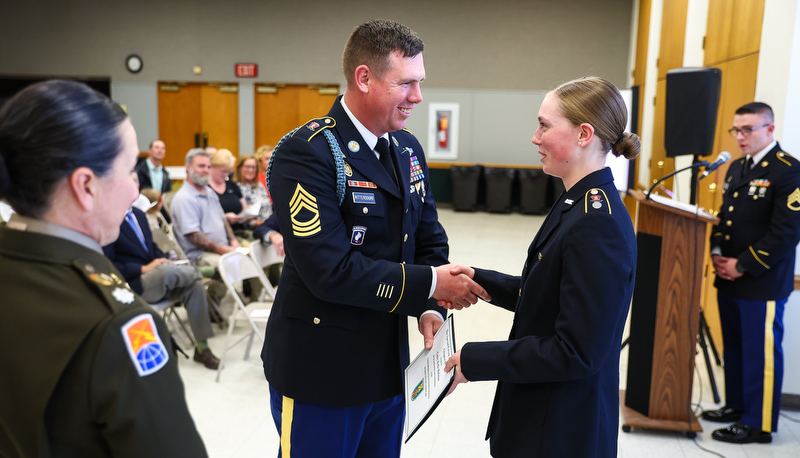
[269,232,285,257]
[444,350,469,396]
[418,312,444,350]
[141,257,168,274]
[217,245,236,255]
[712,254,743,281]
[433,264,490,310]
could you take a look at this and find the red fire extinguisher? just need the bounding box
[438,114,449,149]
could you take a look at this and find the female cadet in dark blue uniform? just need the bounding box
[444,77,641,457]
[0,80,207,457]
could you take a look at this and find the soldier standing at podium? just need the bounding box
[705,102,800,444]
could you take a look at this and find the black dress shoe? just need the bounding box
[702,406,743,423]
[711,423,772,444]
[193,348,220,370]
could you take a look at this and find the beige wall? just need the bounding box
[0,0,633,90]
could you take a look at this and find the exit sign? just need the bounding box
[235,63,258,78]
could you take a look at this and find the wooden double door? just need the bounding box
[158,82,239,167]
[157,82,339,167]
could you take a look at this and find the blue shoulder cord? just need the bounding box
[266,128,346,206]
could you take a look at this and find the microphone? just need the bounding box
[646,157,709,200]
[700,151,731,179]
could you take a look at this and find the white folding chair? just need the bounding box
[215,250,273,381]
[148,298,196,351]
[248,242,285,300]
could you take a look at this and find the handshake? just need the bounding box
[432,264,491,310]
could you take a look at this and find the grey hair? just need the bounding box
[185,148,209,164]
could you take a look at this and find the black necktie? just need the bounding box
[742,157,753,179]
[376,137,397,186]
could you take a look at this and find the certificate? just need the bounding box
[404,314,455,442]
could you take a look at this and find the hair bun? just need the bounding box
[612,132,641,160]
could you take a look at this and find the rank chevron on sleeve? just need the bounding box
[289,183,322,237]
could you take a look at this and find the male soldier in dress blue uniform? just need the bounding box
[261,20,488,457]
[703,102,800,444]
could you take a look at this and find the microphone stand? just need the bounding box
[645,160,708,201]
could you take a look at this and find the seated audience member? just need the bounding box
[170,148,241,264]
[209,148,251,236]
[170,148,239,315]
[103,206,221,369]
[235,156,271,227]
[253,144,274,198]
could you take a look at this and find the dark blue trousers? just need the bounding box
[269,385,404,458]
[717,290,785,432]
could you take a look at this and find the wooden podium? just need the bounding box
[620,190,718,437]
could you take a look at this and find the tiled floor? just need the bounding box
[176,208,800,457]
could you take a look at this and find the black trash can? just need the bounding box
[484,167,515,213]
[450,165,482,212]
[548,175,566,207]
[518,168,550,214]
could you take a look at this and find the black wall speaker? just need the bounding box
[664,67,721,158]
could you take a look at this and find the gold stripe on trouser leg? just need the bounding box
[282,395,295,457]
[762,300,776,432]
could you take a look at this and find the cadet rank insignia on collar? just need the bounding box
[788,188,800,211]
[392,136,400,147]
[289,183,322,237]
[121,313,169,377]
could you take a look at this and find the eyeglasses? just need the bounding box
[728,124,770,137]
[242,165,258,170]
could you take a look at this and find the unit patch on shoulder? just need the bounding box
[293,117,335,142]
[289,183,322,237]
[122,313,169,377]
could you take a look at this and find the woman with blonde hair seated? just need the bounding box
[209,148,252,236]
